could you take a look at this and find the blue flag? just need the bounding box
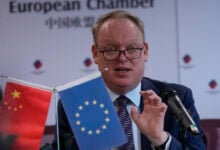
[57,72,127,150]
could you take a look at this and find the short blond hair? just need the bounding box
[92,10,145,44]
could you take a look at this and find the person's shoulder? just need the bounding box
[142,77,196,109]
[142,77,191,96]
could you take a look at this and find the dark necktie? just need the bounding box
[115,96,135,150]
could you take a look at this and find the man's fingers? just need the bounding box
[140,90,162,106]
[130,106,140,125]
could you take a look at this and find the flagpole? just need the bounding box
[0,75,52,91]
[53,88,60,150]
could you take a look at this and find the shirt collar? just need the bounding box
[107,82,141,107]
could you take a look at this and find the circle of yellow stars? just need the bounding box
[3,89,23,111]
[74,99,110,136]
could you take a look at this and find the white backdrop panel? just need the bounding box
[178,0,220,118]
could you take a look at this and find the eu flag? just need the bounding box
[57,72,127,150]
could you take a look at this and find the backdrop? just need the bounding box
[0,0,219,125]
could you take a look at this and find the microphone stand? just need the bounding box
[178,121,187,149]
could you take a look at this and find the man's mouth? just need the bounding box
[114,67,131,72]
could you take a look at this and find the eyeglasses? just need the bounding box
[96,45,145,61]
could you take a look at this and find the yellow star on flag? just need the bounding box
[12,89,21,99]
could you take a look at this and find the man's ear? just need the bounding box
[143,42,149,62]
[91,44,98,64]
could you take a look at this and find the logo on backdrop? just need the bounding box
[30,59,45,74]
[84,58,92,67]
[209,79,217,89]
[81,57,96,73]
[207,79,219,94]
[180,54,195,69]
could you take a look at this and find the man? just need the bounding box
[53,10,206,149]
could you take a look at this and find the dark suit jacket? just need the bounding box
[53,77,206,150]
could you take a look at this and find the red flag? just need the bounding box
[0,81,52,150]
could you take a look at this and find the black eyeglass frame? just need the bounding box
[96,45,145,61]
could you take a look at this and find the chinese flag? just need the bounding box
[0,81,52,150]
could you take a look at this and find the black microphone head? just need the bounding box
[161,88,177,103]
[161,88,200,134]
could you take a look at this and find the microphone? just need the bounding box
[161,88,199,134]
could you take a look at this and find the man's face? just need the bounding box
[92,18,148,95]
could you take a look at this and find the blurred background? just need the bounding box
[0,0,220,149]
